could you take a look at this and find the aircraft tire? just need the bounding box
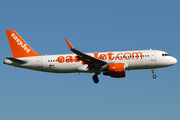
[153,74,157,79]
[93,75,99,83]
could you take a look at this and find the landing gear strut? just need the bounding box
[92,74,99,84]
[152,69,157,79]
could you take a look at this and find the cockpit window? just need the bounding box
[162,53,170,56]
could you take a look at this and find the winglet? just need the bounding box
[65,38,74,50]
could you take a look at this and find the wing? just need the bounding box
[64,39,106,69]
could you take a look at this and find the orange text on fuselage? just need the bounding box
[57,52,143,63]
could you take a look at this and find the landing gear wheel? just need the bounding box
[93,75,99,84]
[152,69,157,79]
[153,74,157,79]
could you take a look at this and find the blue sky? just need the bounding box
[0,0,180,120]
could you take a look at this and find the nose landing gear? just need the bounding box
[153,74,157,79]
[152,69,157,79]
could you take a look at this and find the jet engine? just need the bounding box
[102,63,125,78]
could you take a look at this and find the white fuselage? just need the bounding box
[4,50,177,73]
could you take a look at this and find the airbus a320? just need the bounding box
[4,30,177,83]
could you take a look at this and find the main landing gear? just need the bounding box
[92,68,101,84]
[152,69,157,79]
[92,74,99,84]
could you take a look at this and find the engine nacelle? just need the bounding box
[102,63,125,78]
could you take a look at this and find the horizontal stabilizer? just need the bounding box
[6,57,27,64]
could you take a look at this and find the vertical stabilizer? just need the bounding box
[6,30,41,58]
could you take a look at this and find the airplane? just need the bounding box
[4,30,177,83]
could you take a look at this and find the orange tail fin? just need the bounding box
[6,30,41,58]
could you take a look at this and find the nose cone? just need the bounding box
[171,57,177,65]
[163,57,177,67]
